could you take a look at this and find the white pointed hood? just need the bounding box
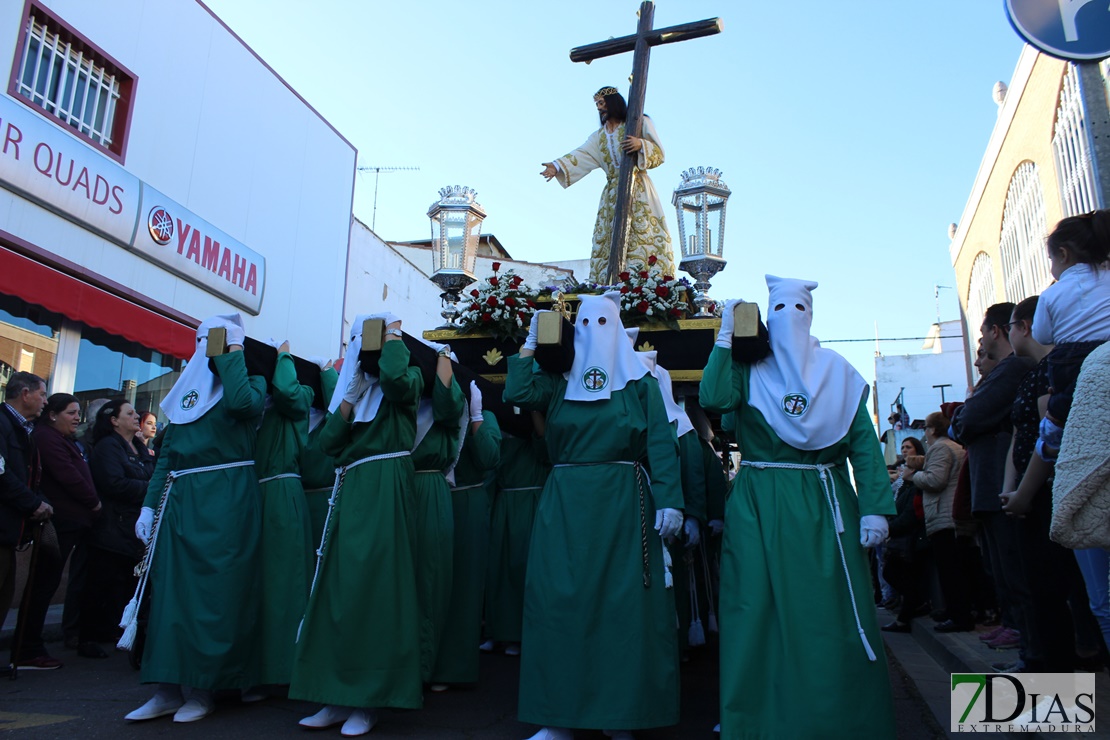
[630,341,695,438]
[564,292,648,402]
[161,314,243,425]
[328,312,397,424]
[748,275,867,450]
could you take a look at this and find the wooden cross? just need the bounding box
[570,1,722,284]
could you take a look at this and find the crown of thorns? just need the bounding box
[593,86,619,102]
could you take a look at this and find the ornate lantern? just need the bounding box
[672,167,730,317]
[428,185,486,328]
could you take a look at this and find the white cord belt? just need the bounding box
[740,460,877,662]
[298,450,411,641]
[499,485,544,492]
[118,459,255,650]
[450,482,485,492]
[258,472,302,485]
[415,469,445,474]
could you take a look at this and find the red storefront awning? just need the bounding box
[0,247,196,360]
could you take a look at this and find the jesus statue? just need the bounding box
[540,86,675,284]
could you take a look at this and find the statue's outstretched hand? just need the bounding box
[540,163,557,181]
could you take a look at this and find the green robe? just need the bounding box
[505,354,682,730]
[700,346,897,739]
[140,350,265,690]
[672,428,706,652]
[409,376,465,683]
[485,433,549,643]
[301,367,339,548]
[432,409,501,684]
[288,339,423,709]
[255,351,314,685]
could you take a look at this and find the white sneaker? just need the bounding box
[173,698,214,723]
[124,692,184,721]
[429,683,449,692]
[299,705,352,729]
[479,639,496,652]
[504,643,521,656]
[340,708,378,737]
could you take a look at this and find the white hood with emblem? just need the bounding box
[563,292,648,402]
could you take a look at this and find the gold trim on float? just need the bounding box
[668,370,704,382]
[480,374,507,383]
[638,318,721,332]
[423,329,464,340]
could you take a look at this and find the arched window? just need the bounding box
[967,252,996,350]
[998,162,1050,302]
[1053,64,1099,218]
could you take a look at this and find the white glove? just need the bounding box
[655,508,684,539]
[859,515,889,548]
[523,310,547,351]
[684,517,701,548]
[135,507,154,545]
[225,322,245,346]
[343,368,374,405]
[469,380,484,422]
[715,299,743,349]
[708,519,724,536]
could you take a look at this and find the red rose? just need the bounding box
[619,271,631,282]
[470,289,480,298]
[512,275,523,285]
[637,300,650,314]
[492,262,501,271]
[639,271,649,279]
[655,286,669,298]
[632,286,642,294]
[489,277,499,287]
[486,296,498,306]
[526,299,537,308]
[481,313,492,323]
[648,255,657,266]
[504,297,517,307]
[663,275,673,282]
[669,307,682,317]
[620,285,629,294]
[470,303,480,311]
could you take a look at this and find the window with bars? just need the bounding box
[8,3,135,161]
[998,161,1050,303]
[966,252,996,352]
[1053,64,1099,218]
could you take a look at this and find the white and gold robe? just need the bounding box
[553,117,674,283]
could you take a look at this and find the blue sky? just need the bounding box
[203,0,1027,384]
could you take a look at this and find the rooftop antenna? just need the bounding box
[934,285,953,326]
[357,165,420,232]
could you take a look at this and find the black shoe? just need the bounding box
[881,621,912,633]
[76,642,108,659]
[934,619,975,633]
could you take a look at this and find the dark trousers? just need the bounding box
[883,552,931,624]
[1046,341,1105,422]
[79,547,137,643]
[1017,488,1079,671]
[979,511,1034,659]
[11,528,81,661]
[62,540,88,640]
[0,547,15,620]
[930,529,976,626]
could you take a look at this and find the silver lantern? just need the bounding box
[673,167,730,317]
[428,185,486,328]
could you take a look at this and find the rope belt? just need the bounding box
[258,472,302,485]
[499,486,543,492]
[299,450,411,641]
[415,469,444,475]
[740,460,876,662]
[118,459,255,650]
[552,460,656,589]
[450,482,485,492]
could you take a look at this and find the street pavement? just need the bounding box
[0,626,945,739]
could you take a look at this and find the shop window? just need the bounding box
[0,292,60,393]
[8,2,135,161]
[72,323,181,425]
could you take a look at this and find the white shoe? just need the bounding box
[504,643,521,656]
[713,723,721,733]
[173,697,214,723]
[340,708,378,737]
[525,729,573,740]
[299,705,352,729]
[479,639,495,652]
[124,692,184,721]
[240,686,268,703]
[429,683,449,692]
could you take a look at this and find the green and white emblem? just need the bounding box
[781,393,809,417]
[582,366,609,392]
[181,390,201,410]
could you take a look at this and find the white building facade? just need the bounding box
[0,0,355,418]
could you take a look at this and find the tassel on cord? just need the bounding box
[662,540,673,589]
[688,550,705,646]
[700,538,719,633]
[118,619,138,651]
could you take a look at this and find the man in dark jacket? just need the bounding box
[950,304,1035,665]
[0,372,52,626]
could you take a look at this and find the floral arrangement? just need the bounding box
[617,255,688,327]
[456,262,539,342]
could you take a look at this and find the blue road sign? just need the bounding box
[1006,0,1110,60]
